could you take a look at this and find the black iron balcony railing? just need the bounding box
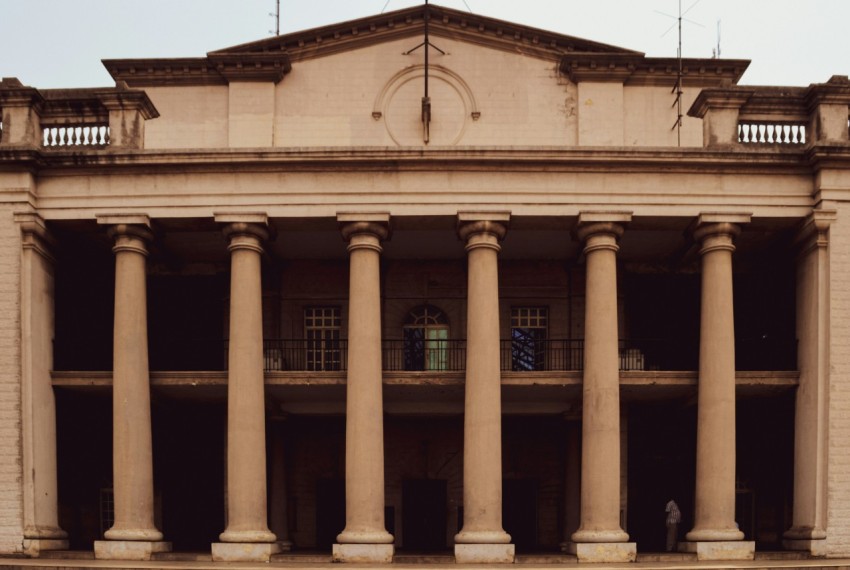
[251,337,795,373]
[54,336,797,373]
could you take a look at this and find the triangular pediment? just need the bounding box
[211,3,641,62]
[105,4,747,88]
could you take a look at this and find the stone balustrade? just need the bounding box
[738,122,807,145]
[43,124,110,147]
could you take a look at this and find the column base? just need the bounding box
[23,538,69,556]
[332,543,394,563]
[567,541,636,563]
[783,538,826,556]
[678,540,755,560]
[454,543,515,563]
[212,541,281,562]
[94,540,172,561]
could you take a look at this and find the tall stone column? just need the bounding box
[783,210,835,555]
[16,213,68,556]
[334,213,394,563]
[212,214,279,562]
[94,215,170,561]
[454,212,514,564]
[682,212,754,561]
[269,418,294,552]
[570,212,635,563]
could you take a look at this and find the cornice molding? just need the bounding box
[1,145,825,177]
[105,54,292,88]
[561,55,749,86]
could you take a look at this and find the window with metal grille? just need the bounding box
[305,307,342,371]
[511,307,548,371]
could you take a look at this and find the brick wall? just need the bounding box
[828,204,850,556]
[0,207,22,552]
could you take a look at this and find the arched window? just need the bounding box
[403,305,449,371]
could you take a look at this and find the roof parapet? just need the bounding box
[689,76,850,147]
[0,79,159,149]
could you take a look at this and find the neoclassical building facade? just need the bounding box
[1,3,850,565]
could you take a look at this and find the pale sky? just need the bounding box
[1,0,848,89]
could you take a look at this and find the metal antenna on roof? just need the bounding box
[403,0,447,144]
[422,0,431,143]
[716,19,721,58]
[655,0,704,147]
[268,0,280,35]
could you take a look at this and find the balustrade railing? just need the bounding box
[43,124,110,147]
[738,121,806,145]
[58,336,794,373]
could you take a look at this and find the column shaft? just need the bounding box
[18,214,68,554]
[572,222,629,544]
[458,229,507,540]
[784,212,833,554]
[453,215,513,564]
[334,215,393,563]
[220,224,275,543]
[106,225,162,542]
[687,220,745,544]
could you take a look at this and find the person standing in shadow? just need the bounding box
[665,499,681,552]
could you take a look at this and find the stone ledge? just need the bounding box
[567,541,636,563]
[679,540,755,560]
[784,538,827,557]
[332,543,394,563]
[454,543,515,563]
[22,539,69,557]
[93,540,171,561]
[211,542,280,562]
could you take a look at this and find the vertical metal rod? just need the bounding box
[422,0,431,144]
[676,0,682,147]
[276,0,280,35]
[424,0,430,99]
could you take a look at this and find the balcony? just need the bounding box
[211,337,795,373]
[52,336,797,373]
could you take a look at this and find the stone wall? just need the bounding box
[138,36,707,151]
[828,203,850,556]
[0,207,23,552]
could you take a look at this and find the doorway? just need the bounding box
[402,479,447,551]
[503,479,538,552]
[316,478,345,550]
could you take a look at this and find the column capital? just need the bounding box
[795,209,837,256]
[15,212,55,261]
[97,214,153,255]
[216,213,271,253]
[338,212,391,245]
[457,211,510,244]
[575,212,631,255]
[692,212,751,255]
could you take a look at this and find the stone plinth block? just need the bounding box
[212,541,281,562]
[94,540,172,560]
[567,541,636,563]
[332,543,394,563]
[783,538,826,556]
[23,538,69,556]
[454,543,515,563]
[679,540,755,560]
